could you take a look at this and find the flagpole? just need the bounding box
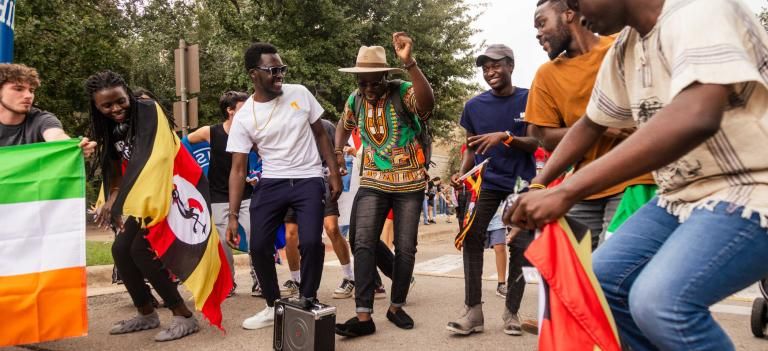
[457,158,490,182]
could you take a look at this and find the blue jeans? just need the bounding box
[594,198,768,350]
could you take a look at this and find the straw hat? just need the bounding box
[339,46,403,74]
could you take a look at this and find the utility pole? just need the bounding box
[174,39,200,136]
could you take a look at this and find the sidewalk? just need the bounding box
[85,217,459,242]
[84,218,460,295]
[11,228,767,351]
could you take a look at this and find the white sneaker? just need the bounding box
[242,305,275,330]
[332,278,355,299]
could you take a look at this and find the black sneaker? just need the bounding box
[335,317,376,337]
[251,282,263,297]
[227,282,238,298]
[386,308,414,329]
[496,283,507,299]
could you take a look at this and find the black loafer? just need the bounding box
[335,317,376,337]
[386,308,414,329]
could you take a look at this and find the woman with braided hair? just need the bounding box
[87,70,199,342]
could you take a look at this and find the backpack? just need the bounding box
[352,79,433,172]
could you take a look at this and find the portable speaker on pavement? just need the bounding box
[273,297,336,351]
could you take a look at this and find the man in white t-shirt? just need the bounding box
[506,0,768,349]
[226,42,342,330]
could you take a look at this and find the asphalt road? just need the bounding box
[4,222,768,351]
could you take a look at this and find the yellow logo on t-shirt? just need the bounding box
[290,101,300,110]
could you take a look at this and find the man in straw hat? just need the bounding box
[334,32,434,337]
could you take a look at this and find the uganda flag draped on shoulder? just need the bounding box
[454,159,489,250]
[525,216,621,351]
[109,100,232,330]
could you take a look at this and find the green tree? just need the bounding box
[14,0,129,136]
[205,0,480,134]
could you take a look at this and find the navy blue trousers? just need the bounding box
[249,178,325,306]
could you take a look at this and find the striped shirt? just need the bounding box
[586,0,768,227]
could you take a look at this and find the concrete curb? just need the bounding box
[83,227,760,304]
[86,254,255,289]
[85,228,458,293]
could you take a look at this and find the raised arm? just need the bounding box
[393,32,434,113]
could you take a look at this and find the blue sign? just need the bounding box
[0,0,15,63]
[181,136,211,175]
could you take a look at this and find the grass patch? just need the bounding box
[86,240,245,266]
[86,241,114,266]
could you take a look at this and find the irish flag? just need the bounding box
[0,139,87,347]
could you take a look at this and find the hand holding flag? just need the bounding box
[525,216,621,351]
[453,159,490,250]
[504,184,576,230]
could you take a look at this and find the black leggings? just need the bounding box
[112,217,183,309]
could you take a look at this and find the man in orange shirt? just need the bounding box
[525,0,655,249]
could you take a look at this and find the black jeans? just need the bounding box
[506,229,533,314]
[351,187,423,313]
[462,189,510,307]
[348,202,394,286]
[112,217,183,309]
[456,188,468,231]
[249,178,325,307]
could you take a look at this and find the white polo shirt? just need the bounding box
[227,84,324,178]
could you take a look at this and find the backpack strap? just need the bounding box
[387,79,416,131]
[387,80,433,170]
[352,90,365,176]
[353,88,364,123]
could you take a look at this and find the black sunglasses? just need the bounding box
[252,65,288,76]
[357,77,387,89]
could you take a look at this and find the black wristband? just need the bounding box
[403,59,417,70]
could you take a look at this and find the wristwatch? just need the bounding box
[503,131,514,147]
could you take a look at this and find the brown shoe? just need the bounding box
[521,319,539,335]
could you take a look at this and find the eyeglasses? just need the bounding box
[251,65,288,76]
[357,78,386,89]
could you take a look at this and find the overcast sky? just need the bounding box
[468,0,768,89]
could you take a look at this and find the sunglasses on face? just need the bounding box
[357,78,386,89]
[252,65,288,76]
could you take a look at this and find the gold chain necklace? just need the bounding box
[252,96,281,132]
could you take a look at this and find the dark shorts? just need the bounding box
[284,181,339,222]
